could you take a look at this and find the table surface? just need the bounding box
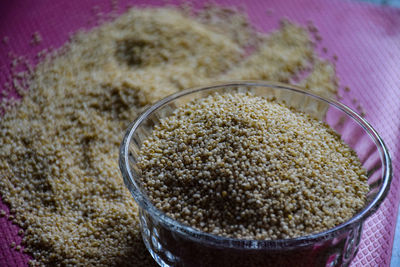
[355,2,400,266]
[0,0,400,266]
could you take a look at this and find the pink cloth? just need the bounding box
[0,0,399,266]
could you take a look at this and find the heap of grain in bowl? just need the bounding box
[138,92,369,240]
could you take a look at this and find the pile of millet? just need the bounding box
[0,5,343,266]
[138,92,369,240]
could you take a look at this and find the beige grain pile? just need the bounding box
[138,93,369,240]
[0,6,339,266]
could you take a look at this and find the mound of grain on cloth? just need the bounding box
[0,6,338,266]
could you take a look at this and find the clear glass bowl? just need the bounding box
[119,81,392,267]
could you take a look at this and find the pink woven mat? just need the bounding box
[1,0,399,266]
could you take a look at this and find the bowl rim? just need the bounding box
[119,81,392,249]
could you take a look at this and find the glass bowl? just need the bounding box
[119,81,392,267]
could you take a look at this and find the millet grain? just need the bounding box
[0,6,341,266]
[138,93,369,240]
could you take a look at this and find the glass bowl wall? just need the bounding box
[119,82,392,267]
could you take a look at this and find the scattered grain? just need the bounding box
[357,104,366,117]
[30,32,42,45]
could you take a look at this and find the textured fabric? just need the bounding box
[359,0,400,8]
[0,0,399,266]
